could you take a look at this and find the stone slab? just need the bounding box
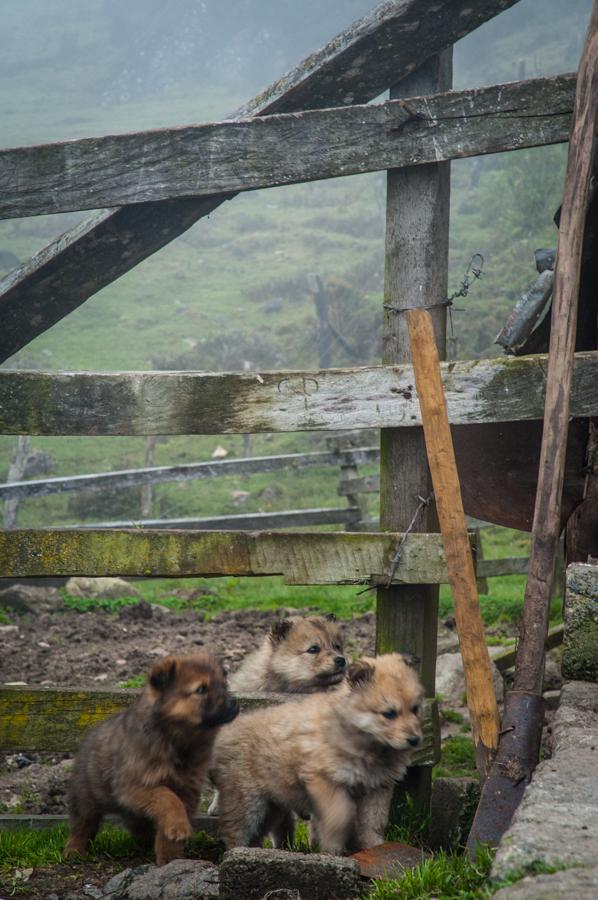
[563,564,598,682]
[492,866,598,898]
[218,847,364,900]
[101,860,219,899]
[492,682,598,880]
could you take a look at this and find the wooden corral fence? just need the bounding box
[0,0,596,832]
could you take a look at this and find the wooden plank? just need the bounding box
[514,6,598,698]
[407,307,500,778]
[0,528,454,584]
[0,0,522,363]
[0,75,573,220]
[492,625,563,673]
[0,448,380,502]
[477,557,529,577]
[0,686,438,767]
[338,474,381,495]
[376,52,451,820]
[66,508,358,530]
[1,352,597,436]
[0,814,220,836]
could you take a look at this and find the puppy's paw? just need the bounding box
[163,817,193,842]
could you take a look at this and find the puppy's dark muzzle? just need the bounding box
[407,735,421,748]
[202,695,240,728]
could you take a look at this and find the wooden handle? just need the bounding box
[407,307,499,777]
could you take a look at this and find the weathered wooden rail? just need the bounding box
[0,448,378,501]
[0,528,454,583]
[0,75,574,220]
[1,352,597,435]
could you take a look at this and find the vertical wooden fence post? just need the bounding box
[376,49,452,818]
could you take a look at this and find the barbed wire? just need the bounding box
[383,252,484,337]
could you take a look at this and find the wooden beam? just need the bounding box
[407,307,500,778]
[0,449,379,502]
[338,475,381,496]
[1,352,597,436]
[376,51,451,820]
[0,686,439,767]
[0,0,523,363]
[0,75,573,220]
[65,508,358,531]
[492,624,563,673]
[0,528,455,584]
[476,557,529,578]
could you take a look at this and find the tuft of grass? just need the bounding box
[365,846,495,899]
[118,674,146,689]
[0,824,222,871]
[434,736,477,780]
[62,592,142,614]
[441,709,465,725]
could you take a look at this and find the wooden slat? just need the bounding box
[0,75,573,220]
[0,448,380,502]
[492,624,563,672]
[0,0,522,363]
[0,814,220,835]
[66,508,358,530]
[476,557,529,577]
[1,352,597,436]
[0,687,438,767]
[338,475,381,495]
[0,528,455,583]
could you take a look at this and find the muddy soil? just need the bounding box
[0,602,375,689]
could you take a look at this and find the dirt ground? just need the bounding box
[0,600,376,689]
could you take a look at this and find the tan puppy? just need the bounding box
[228,613,346,693]
[65,653,239,866]
[211,653,423,854]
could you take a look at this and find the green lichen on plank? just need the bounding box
[0,686,438,765]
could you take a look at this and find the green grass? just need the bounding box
[441,709,465,725]
[0,823,221,872]
[434,736,477,780]
[365,846,495,900]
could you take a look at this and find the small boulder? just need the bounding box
[65,577,141,600]
[101,860,219,899]
[219,848,364,900]
[436,651,504,707]
[0,584,61,614]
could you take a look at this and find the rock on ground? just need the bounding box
[65,578,141,600]
[219,847,365,900]
[435,651,504,709]
[563,563,598,682]
[0,585,61,614]
[492,866,598,898]
[492,681,598,880]
[101,859,219,899]
[429,777,480,851]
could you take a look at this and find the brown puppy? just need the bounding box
[64,653,238,865]
[228,613,346,693]
[211,653,423,854]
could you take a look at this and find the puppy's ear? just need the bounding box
[269,618,293,644]
[324,612,337,622]
[347,659,374,689]
[402,653,421,669]
[149,656,177,691]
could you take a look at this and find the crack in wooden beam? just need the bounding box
[0,75,574,221]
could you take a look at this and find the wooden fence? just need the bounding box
[1,441,529,580]
[0,0,586,828]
